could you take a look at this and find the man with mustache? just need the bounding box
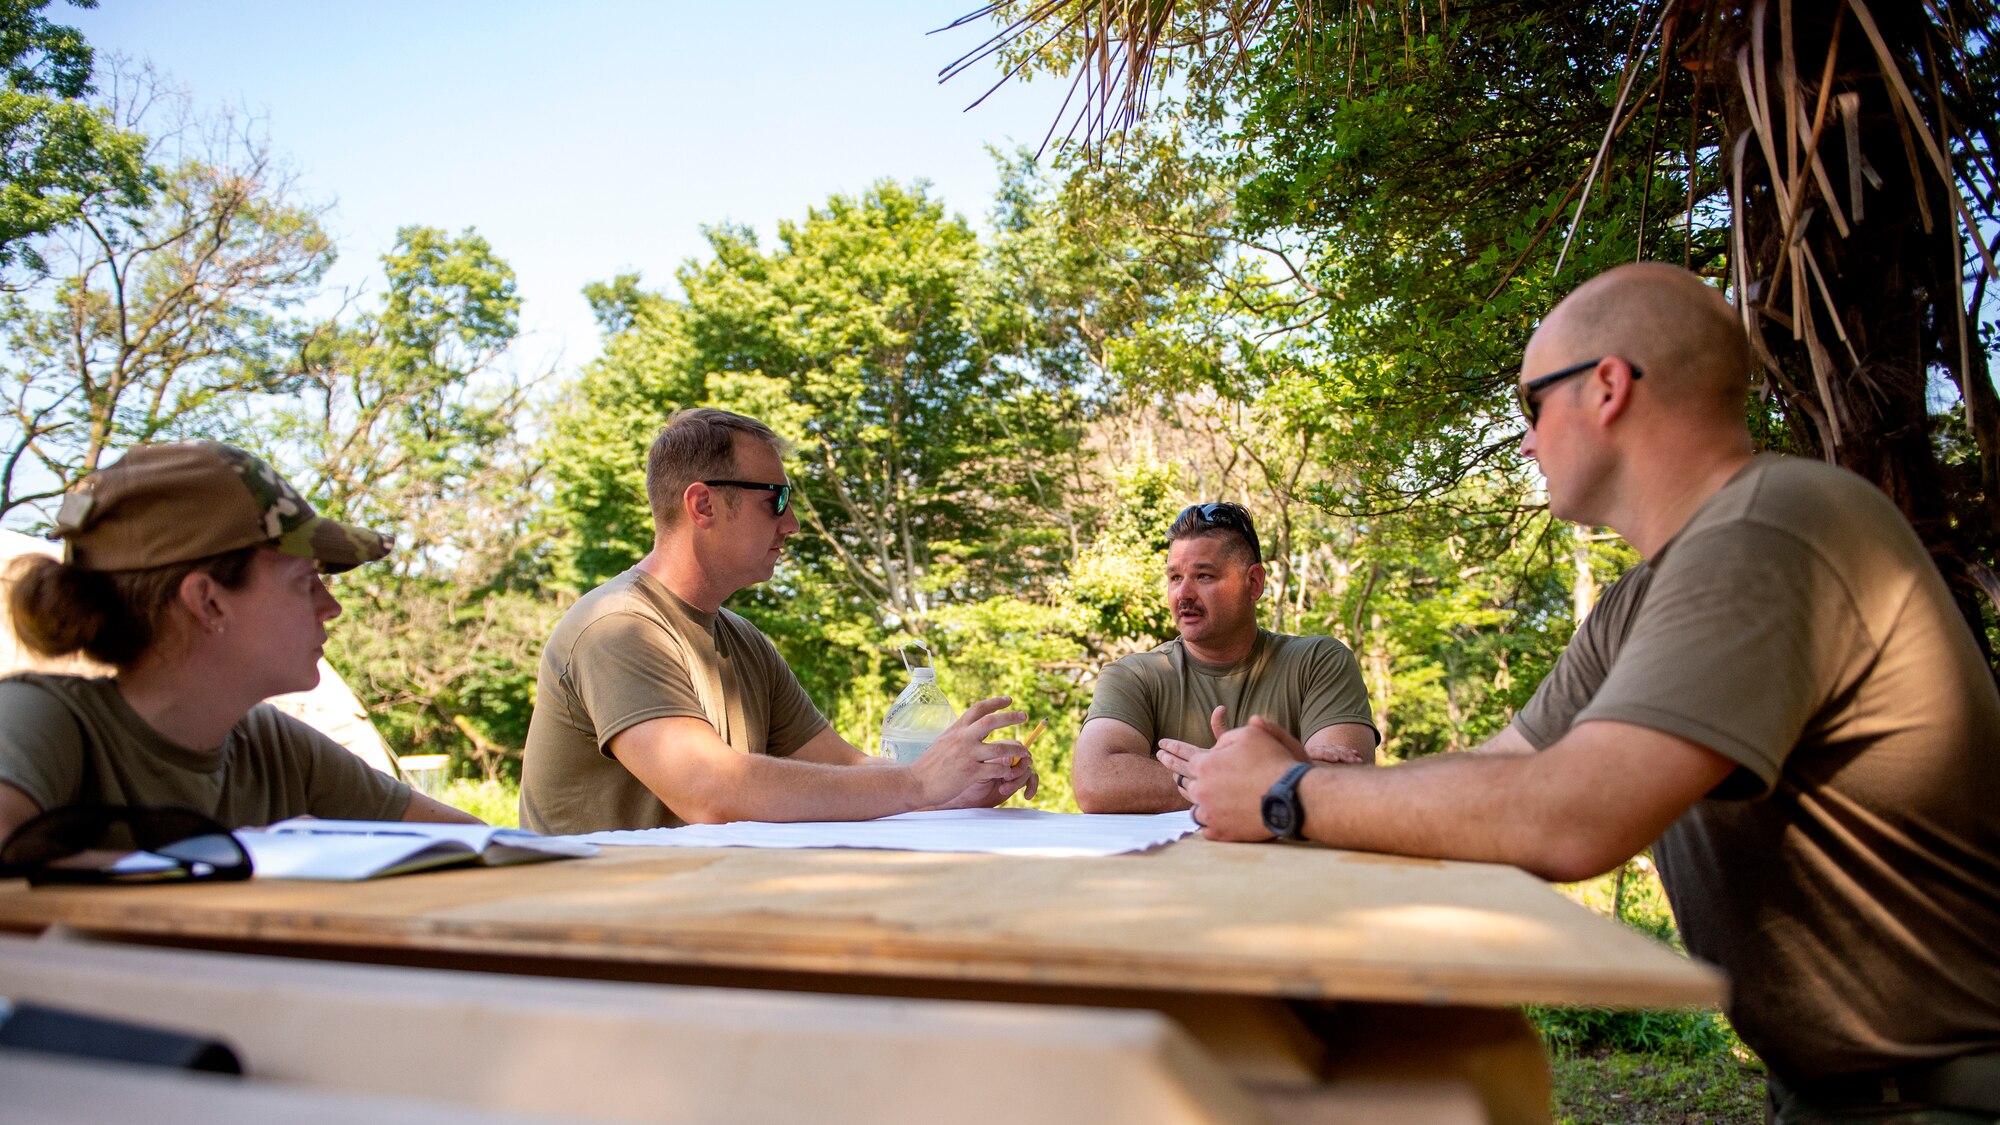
[1072,501,1377,814]
[520,408,1035,834]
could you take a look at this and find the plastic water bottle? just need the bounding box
[880,642,956,764]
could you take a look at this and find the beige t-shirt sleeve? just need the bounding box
[0,678,83,810]
[1515,564,1650,749]
[1295,638,1377,743]
[278,711,412,821]
[566,611,712,757]
[1083,659,1156,745]
[1524,527,1863,796]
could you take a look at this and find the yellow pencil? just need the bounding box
[1011,719,1047,767]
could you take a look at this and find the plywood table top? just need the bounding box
[0,836,1720,1009]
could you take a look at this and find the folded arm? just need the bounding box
[1072,717,1187,813]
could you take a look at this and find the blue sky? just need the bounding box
[67,1,1073,373]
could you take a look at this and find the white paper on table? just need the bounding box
[561,807,1199,858]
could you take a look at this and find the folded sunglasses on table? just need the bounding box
[0,804,251,886]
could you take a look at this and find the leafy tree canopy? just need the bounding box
[0,0,149,280]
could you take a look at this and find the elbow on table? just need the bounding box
[1072,773,1172,815]
[652,790,741,826]
[1517,833,1639,885]
[1072,775,1114,814]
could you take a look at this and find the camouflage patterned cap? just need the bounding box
[52,442,393,574]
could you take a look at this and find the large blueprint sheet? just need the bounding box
[563,807,1198,857]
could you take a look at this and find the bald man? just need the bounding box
[1169,263,2000,1121]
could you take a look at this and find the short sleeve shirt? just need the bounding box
[1085,629,1376,750]
[1516,455,2000,1082]
[0,672,410,827]
[518,567,830,834]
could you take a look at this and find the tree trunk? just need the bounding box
[1722,0,1995,663]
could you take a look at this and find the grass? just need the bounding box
[429,775,1762,1119]
[1550,1048,1765,1124]
[1538,857,1765,1124]
[434,777,520,827]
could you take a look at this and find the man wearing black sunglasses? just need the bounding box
[521,408,1035,835]
[1175,263,2000,1121]
[1072,501,1376,814]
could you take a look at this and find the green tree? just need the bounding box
[0,76,332,521]
[271,225,527,569]
[0,0,149,281]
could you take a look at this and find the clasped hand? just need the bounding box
[1155,709,1312,841]
[909,696,1039,809]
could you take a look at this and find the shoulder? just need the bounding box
[556,570,669,634]
[0,673,114,726]
[1095,642,1181,695]
[1686,456,1913,557]
[1106,638,1184,676]
[0,673,97,733]
[1662,456,1928,607]
[1734,453,1895,510]
[550,572,689,659]
[0,671,103,703]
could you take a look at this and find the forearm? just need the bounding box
[1294,754,1594,877]
[1075,751,1188,813]
[1295,724,1727,881]
[671,752,924,824]
[401,790,484,824]
[1469,723,1538,756]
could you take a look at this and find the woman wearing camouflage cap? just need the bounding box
[0,441,480,839]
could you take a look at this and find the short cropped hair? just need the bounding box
[646,408,785,530]
[1167,502,1261,565]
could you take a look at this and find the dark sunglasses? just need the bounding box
[1516,357,1645,427]
[702,479,792,516]
[0,805,251,887]
[1178,502,1262,563]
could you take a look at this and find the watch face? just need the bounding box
[1261,793,1296,837]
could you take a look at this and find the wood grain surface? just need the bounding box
[0,836,1720,1009]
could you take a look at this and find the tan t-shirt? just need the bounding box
[519,567,830,834]
[1517,455,2000,1083]
[0,672,410,827]
[1085,629,1376,750]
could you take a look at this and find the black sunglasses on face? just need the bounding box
[0,805,252,886]
[702,480,792,516]
[1516,357,1645,427]
[1177,502,1263,563]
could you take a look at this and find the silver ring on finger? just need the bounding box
[1189,803,1202,828]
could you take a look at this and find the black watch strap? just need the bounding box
[1261,762,1315,840]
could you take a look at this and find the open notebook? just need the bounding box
[227,820,599,880]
